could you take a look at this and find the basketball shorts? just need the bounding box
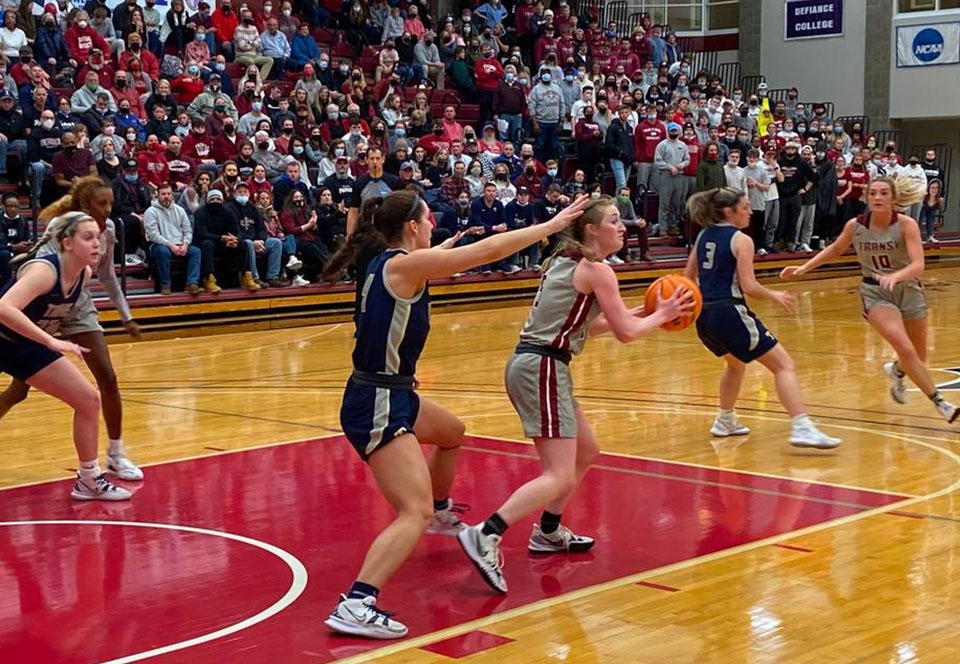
[696,303,778,364]
[58,290,104,336]
[859,280,926,321]
[0,338,62,381]
[340,377,420,462]
[505,351,579,440]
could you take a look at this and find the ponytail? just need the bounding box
[687,187,744,227]
[322,189,424,283]
[11,211,97,269]
[544,195,613,269]
[322,196,387,283]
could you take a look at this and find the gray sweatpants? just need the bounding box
[657,173,685,229]
[794,204,815,247]
[762,199,780,250]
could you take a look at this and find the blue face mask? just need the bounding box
[505,72,515,83]
[252,101,262,111]
[395,128,405,137]
[235,194,249,205]
[293,146,303,155]
[547,168,557,177]
[215,63,225,72]
[124,174,138,182]
[540,73,551,83]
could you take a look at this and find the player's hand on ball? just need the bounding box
[49,338,89,359]
[780,265,804,280]
[657,287,694,321]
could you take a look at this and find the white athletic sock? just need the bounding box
[719,409,736,420]
[791,414,812,429]
[78,459,100,481]
[108,438,125,456]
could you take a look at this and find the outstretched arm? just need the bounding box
[781,218,857,280]
[734,233,795,311]
[391,196,590,285]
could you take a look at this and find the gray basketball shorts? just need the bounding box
[859,281,927,321]
[58,289,104,336]
[504,352,579,440]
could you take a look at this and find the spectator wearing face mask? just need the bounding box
[172,64,206,102]
[111,157,151,261]
[121,33,160,82]
[775,142,814,252]
[52,131,97,197]
[111,71,145,121]
[898,155,928,220]
[72,71,117,115]
[493,65,526,144]
[187,74,238,122]
[634,108,666,190]
[65,11,109,63]
[474,44,503,126]
[212,117,245,162]
[35,12,76,70]
[654,122,690,237]
[527,68,564,161]
[136,135,170,189]
[602,104,633,191]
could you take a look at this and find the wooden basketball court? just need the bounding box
[4,267,960,663]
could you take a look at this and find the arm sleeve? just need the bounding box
[96,222,133,321]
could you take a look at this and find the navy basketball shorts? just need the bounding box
[0,339,62,381]
[696,304,778,363]
[340,379,421,462]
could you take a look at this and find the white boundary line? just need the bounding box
[0,520,309,664]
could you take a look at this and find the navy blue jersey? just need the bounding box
[352,248,430,377]
[695,224,743,302]
[0,255,86,343]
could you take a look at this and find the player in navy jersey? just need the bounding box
[0,212,130,501]
[782,177,960,423]
[320,189,590,639]
[684,187,839,449]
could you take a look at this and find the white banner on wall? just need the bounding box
[896,22,960,68]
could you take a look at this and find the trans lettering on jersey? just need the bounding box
[857,240,899,252]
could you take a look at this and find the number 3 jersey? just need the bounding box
[694,224,743,302]
[853,213,912,279]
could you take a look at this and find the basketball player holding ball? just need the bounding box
[458,195,693,594]
[781,177,960,424]
[683,187,840,449]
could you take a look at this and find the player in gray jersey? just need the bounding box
[782,177,959,423]
[458,196,692,595]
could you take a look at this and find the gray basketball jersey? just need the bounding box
[853,214,911,278]
[518,255,601,355]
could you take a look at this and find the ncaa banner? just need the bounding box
[897,23,960,68]
[784,0,844,40]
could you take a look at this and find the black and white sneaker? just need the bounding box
[883,362,908,405]
[70,473,132,501]
[528,524,595,553]
[324,594,408,639]
[457,524,507,593]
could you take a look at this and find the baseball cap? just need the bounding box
[668,122,682,132]
[123,158,138,169]
[0,90,12,100]
[517,186,530,195]
[400,160,414,170]
[482,121,497,131]
[207,189,224,201]
[335,154,349,163]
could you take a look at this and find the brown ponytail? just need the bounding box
[687,187,745,227]
[321,189,425,283]
[545,195,614,268]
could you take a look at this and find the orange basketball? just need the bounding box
[644,274,703,331]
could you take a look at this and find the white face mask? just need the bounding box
[41,119,54,129]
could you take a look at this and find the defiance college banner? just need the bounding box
[897,23,960,68]
[784,0,844,41]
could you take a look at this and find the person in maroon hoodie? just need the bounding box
[165,135,196,192]
[633,107,666,189]
[615,38,641,76]
[137,135,170,189]
[680,122,700,202]
[512,159,544,200]
[574,104,603,183]
[181,117,216,169]
[492,65,526,144]
[474,45,503,127]
[212,117,246,163]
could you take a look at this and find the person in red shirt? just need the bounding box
[76,49,115,89]
[844,153,870,219]
[615,38,641,76]
[64,11,109,64]
[137,136,170,189]
[634,108,666,188]
[680,123,701,200]
[417,119,450,158]
[556,33,576,62]
[165,135,196,192]
[535,25,558,65]
[111,70,146,120]
[171,65,206,103]
[181,117,216,166]
[574,105,603,182]
[212,117,246,162]
[119,33,160,81]
[211,0,239,58]
[513,159,543,200]
[440,105,464,143]
[474,46,503,127]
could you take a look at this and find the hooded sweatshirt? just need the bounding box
[144,198,192,246]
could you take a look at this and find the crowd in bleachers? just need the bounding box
[0,0,951,294]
